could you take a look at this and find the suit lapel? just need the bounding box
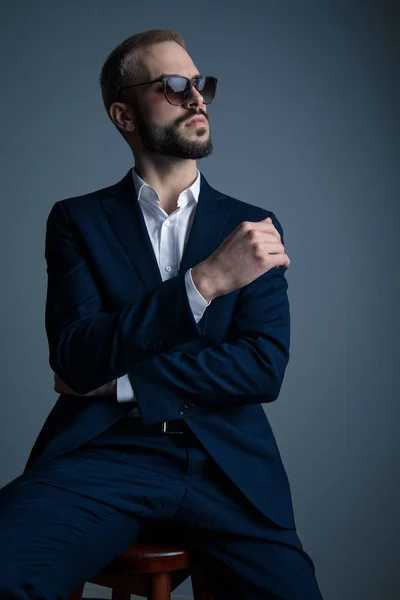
[100,169,229,292]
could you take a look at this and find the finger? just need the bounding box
[254,218,281,240]
[255,241,285,253]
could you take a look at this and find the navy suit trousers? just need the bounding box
[0,418,323,599]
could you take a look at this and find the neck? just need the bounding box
[133,157,198,211]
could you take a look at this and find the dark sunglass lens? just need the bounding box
[165,77,190,105]
[197,77,217,103]
[165,76,217,105]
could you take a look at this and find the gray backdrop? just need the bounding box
[0,1,398,599]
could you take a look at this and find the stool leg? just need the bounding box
[68,584,85,600]
[149,572,171,600]
[191,563,215,600]
[111,590,131,600]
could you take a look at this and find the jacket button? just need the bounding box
[179,404,191,415]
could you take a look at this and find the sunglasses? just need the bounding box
[117,74,218,106]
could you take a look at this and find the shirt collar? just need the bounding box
[131,166,201,208]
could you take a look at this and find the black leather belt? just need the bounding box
[161,419,189,434]
[119,417,191,436]
[159,419,204,449]
[115,416,203,447]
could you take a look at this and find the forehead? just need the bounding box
[141,41,200,79]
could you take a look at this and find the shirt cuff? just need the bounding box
[185,268,211,323]
[116,373,135,402]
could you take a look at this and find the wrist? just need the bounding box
[192,262,220,302]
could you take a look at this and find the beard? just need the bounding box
[131,99,213,160]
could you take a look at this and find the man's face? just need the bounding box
[125,41,213,160]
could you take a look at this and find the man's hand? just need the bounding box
[54,373,117,399]
[192,216,290,301]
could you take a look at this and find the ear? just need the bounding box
[109,101,136,135]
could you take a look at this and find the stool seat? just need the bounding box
[101,543,190,573]
[68,542,214,600]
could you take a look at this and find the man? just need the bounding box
[0,29,323,599]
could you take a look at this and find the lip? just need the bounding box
[185,116,207,126]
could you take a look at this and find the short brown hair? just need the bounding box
[99,29,186,139]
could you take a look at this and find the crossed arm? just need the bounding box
[53,372,115,397]
[47,200,290,415]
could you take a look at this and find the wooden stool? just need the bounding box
[68,542,214,600]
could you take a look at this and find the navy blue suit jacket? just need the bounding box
[24,169,296,530]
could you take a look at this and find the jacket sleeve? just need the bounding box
[127,212,291,426]
[45,201,204,395]
[116,268,211,403]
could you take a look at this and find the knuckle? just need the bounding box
[257,251,269,264]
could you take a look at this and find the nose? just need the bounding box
[185,83,207,108]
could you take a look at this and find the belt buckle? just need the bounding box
[161,421,184,435]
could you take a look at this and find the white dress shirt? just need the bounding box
[116,166,211,417]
